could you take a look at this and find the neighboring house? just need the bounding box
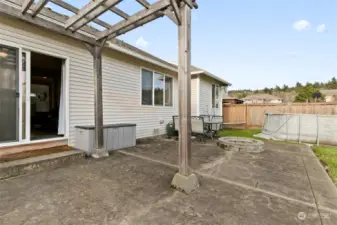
[242,94,283,104]
[222,96,244,104]
[0,9,229,151]
[320,90,337,102]
[190,66,231,116]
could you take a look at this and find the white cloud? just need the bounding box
[316,24,327,33]
[136,36,149,48]
[293,20,311,31]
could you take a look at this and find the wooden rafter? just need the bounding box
[50,0,112,29]
[136,0,150,9]
[21,0,34,14]
[18,0,191,39]
[0,1,96,44]
[65,0,109,29]
[31,0,50,17]
[109,7,129,19]
[70,0,122,32]
[97,0,171,40]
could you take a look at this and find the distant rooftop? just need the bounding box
[242,94,283,101]
[320,89,337,96]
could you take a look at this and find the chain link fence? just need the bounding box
[260,113,337,145]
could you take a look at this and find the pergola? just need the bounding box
[0,0,199,192]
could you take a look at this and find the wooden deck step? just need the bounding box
[0,145,74,163]
[0,150,85,180]
[0,139,68,157]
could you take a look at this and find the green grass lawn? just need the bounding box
[218,129,262,139]
[312,146,337,185]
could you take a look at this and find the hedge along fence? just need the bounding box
[222,103,337,128]
[262,113,337,146]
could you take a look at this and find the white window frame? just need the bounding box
[212,84,220,109]
[140,67,173,107]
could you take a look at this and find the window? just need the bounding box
[154,73,164,106]
[141,69,173,106]
[165,76,173,106]
[141,69,153,105]
[212,84,220,108]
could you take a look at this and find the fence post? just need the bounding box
[316,114,320,146]
[285,114,288,142]
[245,104,248,129]
[298,114,301,143]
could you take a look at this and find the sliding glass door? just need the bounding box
[0,44,31,144]
[0,44,19,143]
[0,42,67,146]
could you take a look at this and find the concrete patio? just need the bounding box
[0,139,336,225]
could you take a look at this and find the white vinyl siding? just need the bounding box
[199,76,222,116]
[191,77,198,116]
[0,16,178,146]
[102,58,178,139]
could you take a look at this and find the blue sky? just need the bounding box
[49,0,337,90]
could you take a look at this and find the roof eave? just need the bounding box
[191,70,231,86]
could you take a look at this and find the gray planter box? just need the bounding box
[75,124,136,155]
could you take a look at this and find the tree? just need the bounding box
[313,82,320,88]
[275,85,281,92]
[328,77,337,89]
[295,84,325,102]
[296,82,302,88]
[282,84,289,92]
[263,87,272,94]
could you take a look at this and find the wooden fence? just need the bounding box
[223,103,337,128]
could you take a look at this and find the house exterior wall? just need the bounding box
[199,75,223,116]
[325,95,337,103]
[269,99,283,104]
[0,16,178,147]
[191,77,198,116]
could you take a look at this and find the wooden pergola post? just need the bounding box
[85,40,109,158]
[171,2,199,194]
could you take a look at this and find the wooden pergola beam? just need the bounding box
[65,0,108,29]
[0,1,97,45]
[109,6,177,39]
[21,0,34,14]
[170,0,181,25]
[97,0,171,40]
[164,7,178,25]
[136,0,150,9]
[31,0,50,17]
[50,0,128,27]
[71,0,122,32]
